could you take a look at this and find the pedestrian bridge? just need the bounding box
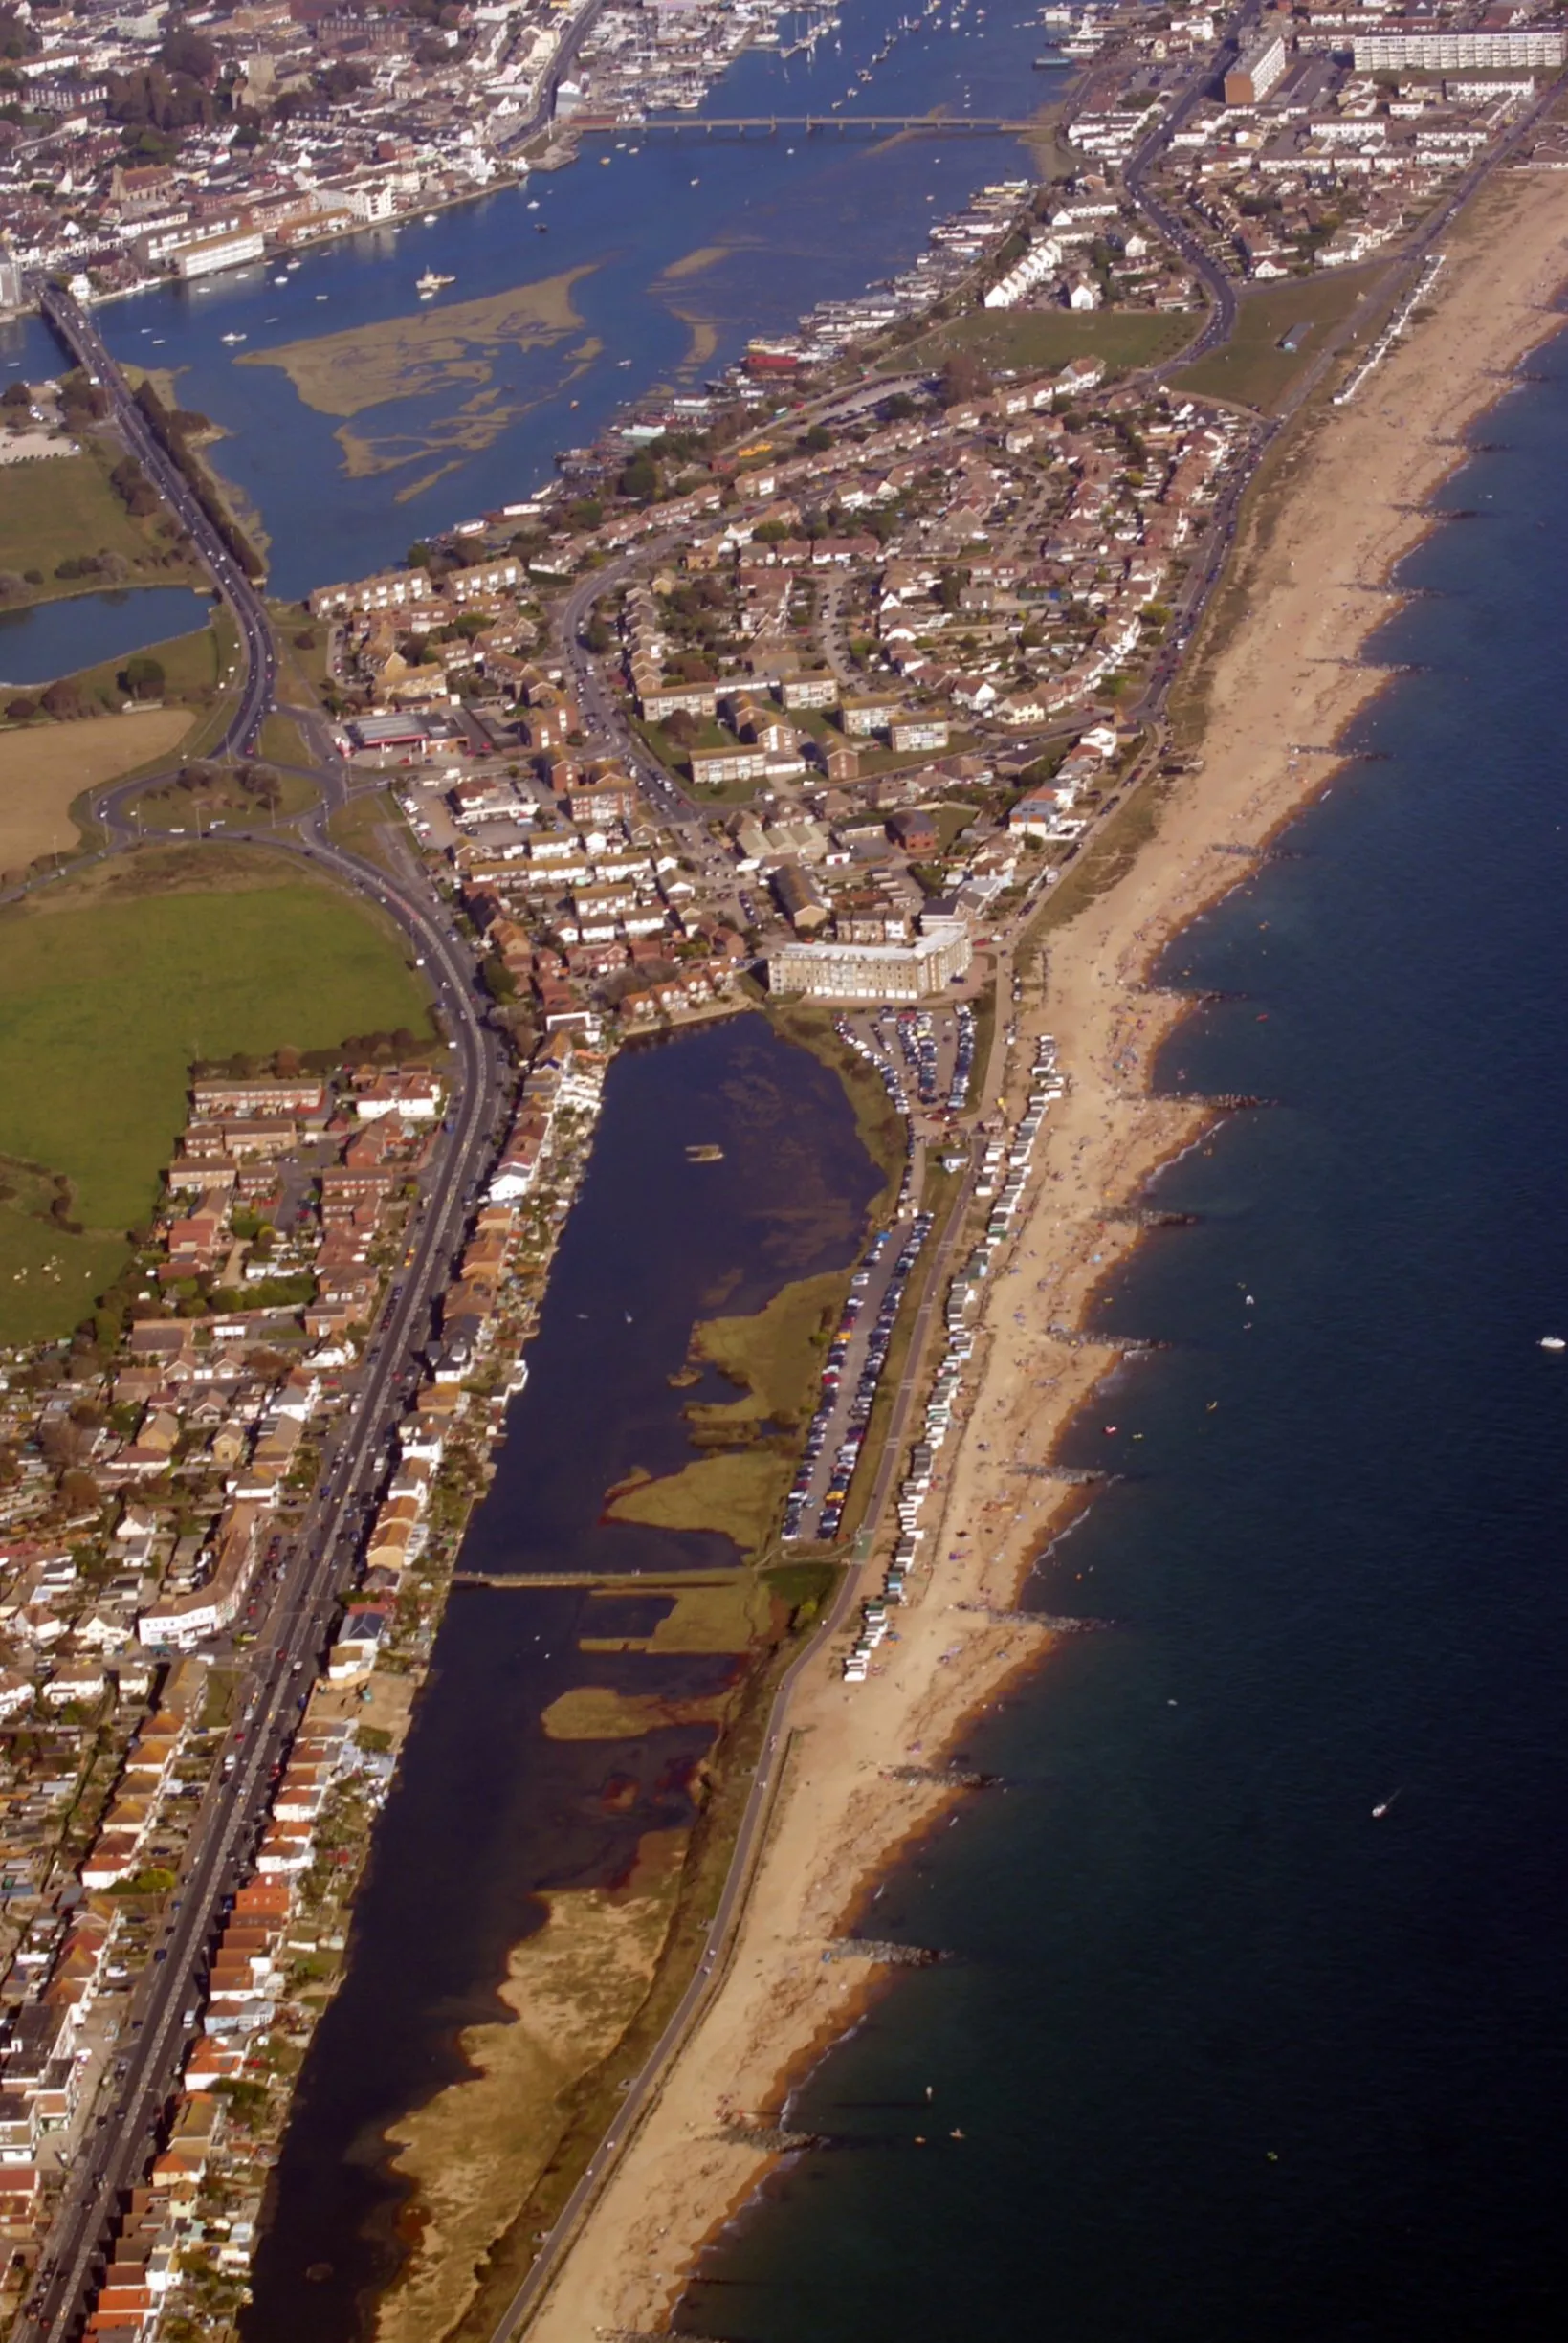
[636,112,1035,136]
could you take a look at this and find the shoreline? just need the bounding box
[519,165,1568,2343]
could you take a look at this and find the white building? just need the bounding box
[1353,25,1567,70]
[173,228,266,281]
[765,917,971,1004]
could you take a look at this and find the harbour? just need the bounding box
[2,0,1069,600]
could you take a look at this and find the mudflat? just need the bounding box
[237,269,598,417]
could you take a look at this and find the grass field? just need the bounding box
[65,618,228,718]
[0,848,432,1338]
[1172,265,1380,410]
[0,708,195,871]
[894,305,1197,380]
[0,448,196,608]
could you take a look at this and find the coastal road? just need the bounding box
[37,284,276,760]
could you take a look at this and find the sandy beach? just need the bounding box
[509,167,1568,2342]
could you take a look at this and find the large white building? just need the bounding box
[173,228,266,281]
[765,917,971,1004]
[1225,29,1288,105]
[1353,23,1567,69]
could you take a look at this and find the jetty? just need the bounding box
[822,1938,945,1967]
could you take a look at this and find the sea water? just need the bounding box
[676,346,1568,2343]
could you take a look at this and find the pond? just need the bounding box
[0,586,214,688]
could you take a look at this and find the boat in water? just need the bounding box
[417,269,455,297]
[685,1143,725,1163]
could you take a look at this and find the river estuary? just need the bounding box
[4,0,1062,600]
[244,1011,880,2339]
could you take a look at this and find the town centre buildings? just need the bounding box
[764,917,972,1003]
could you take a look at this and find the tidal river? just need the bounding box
[676,347,1568,2341]
[244,1011,881,2342]
[1,0,1062,599]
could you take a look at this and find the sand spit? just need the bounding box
[518,169,1568,2342]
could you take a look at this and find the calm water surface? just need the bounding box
[245,1013,880,2342]
[0,586,213,685]
[13,2,1062,597]
[676,349,1568,2342]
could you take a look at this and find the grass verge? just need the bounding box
[327,785,406,874]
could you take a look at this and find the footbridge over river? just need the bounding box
[637,112,1036,135]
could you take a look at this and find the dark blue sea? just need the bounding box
[675,348,1568,2342]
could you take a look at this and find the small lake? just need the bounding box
[0,586,214,688]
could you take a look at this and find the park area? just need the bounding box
[0,846,433,1341]
[1172,265,1380,410]
[894,305,1196,381]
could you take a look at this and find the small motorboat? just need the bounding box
[1541,1335,1566,1351]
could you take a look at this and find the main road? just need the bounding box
[17,798,503,2343]
[22,294,510,2343]
[38,281,276,760]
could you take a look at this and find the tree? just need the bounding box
[939,351,991,407]
[7,696,37,721]
[122,652,165,700]
[40,677,88,720]
[59,1469,102,1514]
[618,453,658,502]
[1,378,29,409]
[160,28,218,83]
[802,422,832,453]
